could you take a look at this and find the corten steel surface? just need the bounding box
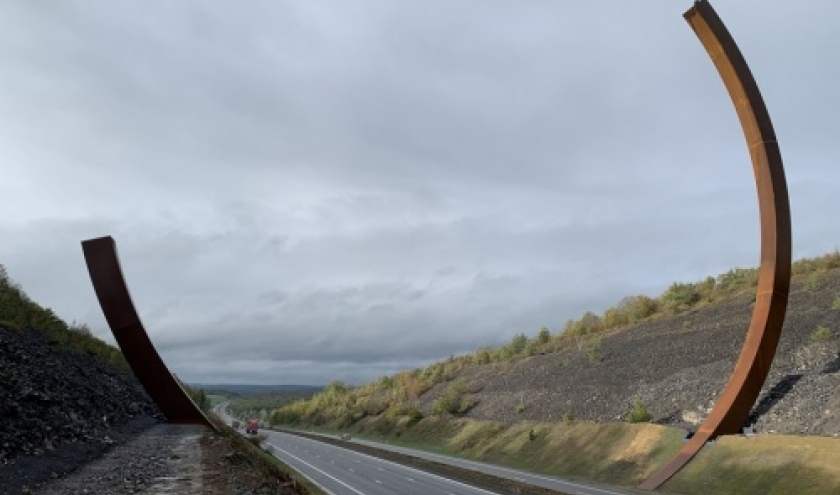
[82,236,215,429]
[640,1,791,489]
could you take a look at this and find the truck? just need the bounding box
[246,419,259,435]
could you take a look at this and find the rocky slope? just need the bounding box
[0,324,161,494]
[414,270,840,436]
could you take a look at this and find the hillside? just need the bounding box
[0,266,161,492]
[271,252,840,437]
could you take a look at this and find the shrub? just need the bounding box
[626,398,652,423]
[563,410,576,424]
[586,337,602,363]
[832,297,840,311]
[661,282,703,313]
[431,381,475,416]
[618,295,658,323]
[811,326,833,342]
[804,274,820,292]
[716,267,759,292]
[508,333,529,356]
[537,326,551,344]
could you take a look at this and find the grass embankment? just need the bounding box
[309,416,840,495]
[664,435,840,495]
[306,415,686,487]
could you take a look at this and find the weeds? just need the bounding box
[811,326,833,342]
[626,398,652,423]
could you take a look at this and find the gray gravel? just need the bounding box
[30,424,205,495]
[414,271,840,436]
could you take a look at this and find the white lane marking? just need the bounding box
[264,444,338,495]
[268,443,368,495]
[375,480,382,484]
[281,434,503,495]
[353,439,626,495]
[408,477,415,482]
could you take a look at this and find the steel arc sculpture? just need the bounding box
[82,236,215,430]
[640,0,791,489]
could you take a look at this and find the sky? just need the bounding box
[1,1,839,386]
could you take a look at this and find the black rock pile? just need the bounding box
[0,326,161,493]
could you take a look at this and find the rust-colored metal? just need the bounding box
[639,1,791,489]
[82,235,215,429]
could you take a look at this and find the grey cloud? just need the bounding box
[1,1,838,385]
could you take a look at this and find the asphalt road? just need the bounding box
[294,431,640,495]
[264,428,509,495]
[214,404,639,495]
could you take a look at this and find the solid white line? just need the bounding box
[355,440,625,495]
[268,443,368,495]
[281,433,504,495]
[265,446,337,495]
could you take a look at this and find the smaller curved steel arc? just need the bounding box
[82,235,215,429]
[640,0,791,489]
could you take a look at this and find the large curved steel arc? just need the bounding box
[640,1,791,489]
[82,236,215,429]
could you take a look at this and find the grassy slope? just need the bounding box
[664,435,840,495]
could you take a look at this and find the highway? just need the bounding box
[283,431,639,495]
[215,404,639,495]
[264,428,508,495]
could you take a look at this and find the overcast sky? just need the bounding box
[1,1,839,386]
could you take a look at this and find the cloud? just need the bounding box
[1,1,839,385]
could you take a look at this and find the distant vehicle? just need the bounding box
[246,419,259,435]
[340,433,351,441]
[232,420,240,429]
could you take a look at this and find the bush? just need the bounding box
[661,282,703,313]
[626,398,652,423]
[618,295,658,323]
[804,274,820,292]
[832,297,840,311]
[811,326,833,342]
[586,337,602,363]
[537,326,551,344]
[431,381,475,416]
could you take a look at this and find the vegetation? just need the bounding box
[181,381,212,411]
[207,413,323,495]
[625,398,652,423]
[269,250,840,429]
[811,325,833,342]
[664,434,840,495]
[229,390,318,421]
[0,264,128,370]
[832,297,840,310]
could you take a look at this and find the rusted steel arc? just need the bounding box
[82,236,215,429]
[639,1,791,490]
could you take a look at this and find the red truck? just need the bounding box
[246,419,259,435]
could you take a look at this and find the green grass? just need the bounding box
[811,326,833,342]
[664,435,840,495]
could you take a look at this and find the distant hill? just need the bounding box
[191,383,323,396]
